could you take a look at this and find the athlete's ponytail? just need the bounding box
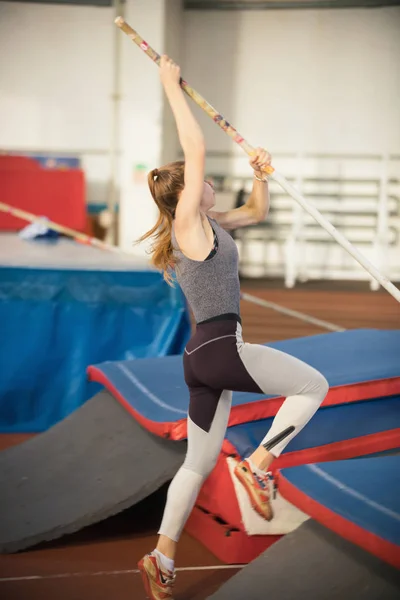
[137,160,185,285]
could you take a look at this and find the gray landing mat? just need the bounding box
[208,520,400,600]
[0,390,186,553]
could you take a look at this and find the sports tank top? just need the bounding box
[171,216,241,323]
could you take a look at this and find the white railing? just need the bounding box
[206,152,400,287]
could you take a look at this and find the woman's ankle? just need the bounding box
[156,535,177,561]
[248,446,274,472]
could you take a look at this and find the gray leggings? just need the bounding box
[158,315,329,542]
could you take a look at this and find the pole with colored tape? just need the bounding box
[115,17,400,304]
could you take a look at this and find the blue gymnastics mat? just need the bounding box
[224,395,400,465]
[88,329,400,439]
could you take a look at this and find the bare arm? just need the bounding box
[160,56,205,223]
[163,83,204,159]
[209,148,271,230]
[160,56,212,260]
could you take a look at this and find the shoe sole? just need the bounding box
[234,464,273,521]
[138,558,155,600]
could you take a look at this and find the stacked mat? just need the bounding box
[88,329,400,567]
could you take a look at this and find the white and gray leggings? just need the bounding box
[159,313,329,542]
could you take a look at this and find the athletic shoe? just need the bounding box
[233,458,274,521]
[138,552,175,600]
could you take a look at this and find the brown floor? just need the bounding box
[0,460,240,600]
[240,280,400,343]
[0,281,399,599]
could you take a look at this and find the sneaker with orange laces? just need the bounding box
[138,552,175,600]
[233,458,274,521]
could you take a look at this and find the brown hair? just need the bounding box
[137,160,185,285]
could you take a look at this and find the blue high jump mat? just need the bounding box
[279,455,400,570]
[0,235,191,432]
[88,329,400,439]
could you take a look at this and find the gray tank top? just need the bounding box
[171,216,241,323]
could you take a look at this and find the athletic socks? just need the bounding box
[247,458,268,480]
[153,548,175,574]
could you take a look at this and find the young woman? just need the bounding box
[138,56,329,600]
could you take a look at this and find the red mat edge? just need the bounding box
[278,472,400,570]
[87,365,400,441]
[87,367,173,439]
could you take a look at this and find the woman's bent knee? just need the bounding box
[315,371,329,401]
[299,367,329,402]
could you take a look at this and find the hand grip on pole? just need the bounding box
[114,17,274,175]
